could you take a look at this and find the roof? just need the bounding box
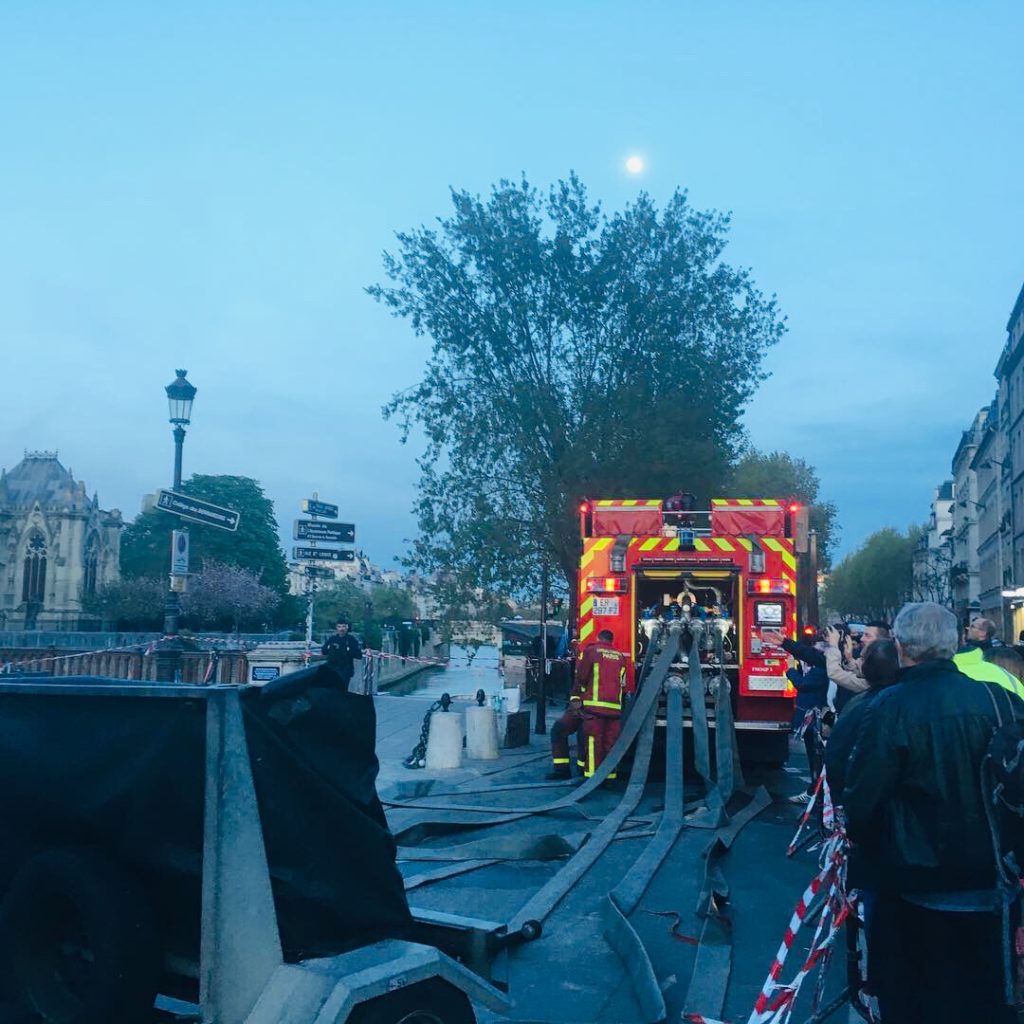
[0,451,90,511]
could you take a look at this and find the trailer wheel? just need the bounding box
[347,977,475,1024]
[0,847,161,1024]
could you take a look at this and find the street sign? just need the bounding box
[293,546,355,563]
[293,520,355,544]
[157,490,241,532]
[301,498,339,519]
[304,565,336,578]
[171,530,190,575]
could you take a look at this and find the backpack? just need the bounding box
[982,683,1024,819]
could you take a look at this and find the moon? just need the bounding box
[625,155,644,174]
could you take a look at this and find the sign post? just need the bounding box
[293,493,356,659]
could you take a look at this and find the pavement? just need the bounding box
[376,688,854,1024]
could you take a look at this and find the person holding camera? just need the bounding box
[823,621,890,711]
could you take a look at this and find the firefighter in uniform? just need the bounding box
[549,699,584,779]
[575,628,633,780]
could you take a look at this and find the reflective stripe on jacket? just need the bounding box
[573,643,630,713]
[952,647,1024,700]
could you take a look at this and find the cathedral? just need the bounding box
[0,452,122,630]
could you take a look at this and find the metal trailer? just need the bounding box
[0,678,515,1024]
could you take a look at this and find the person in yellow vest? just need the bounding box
[953,639,1024,699]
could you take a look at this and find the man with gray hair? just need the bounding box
[844,601,1023,1024]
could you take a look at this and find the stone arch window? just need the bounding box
[83,533,100,598]
[22,532,47,603]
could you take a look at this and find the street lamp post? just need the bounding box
[161,370,196,656]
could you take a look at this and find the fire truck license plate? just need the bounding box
[593,597,620,616]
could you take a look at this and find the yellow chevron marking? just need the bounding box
[595,500,614,506]
[664,538,680,551]
[737,499,754,506]
[736,538,753,550]
[640,538,660,551]
[711,499,726,506]
[694,538,710,551]
[594,538,613,550]
[580,597,594,617]
[629,537,640,546]
[763,499,780,506]
[712,537,735,551]
[763,538,783,551]
[579,620,594,642]
[622,499,638,506]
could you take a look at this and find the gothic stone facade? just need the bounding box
[0,452,122,629]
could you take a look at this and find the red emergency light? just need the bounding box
[579,502,589,513]
[586,577,628,594]
[748,578,791,595]
[788,502,800,513]
[803,625,815,636]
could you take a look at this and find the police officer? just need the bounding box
[321,618,363,688]
[574,629,633,780]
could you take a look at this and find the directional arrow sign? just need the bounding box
[294,520,355,544]
[157,490,241,532]
[301,498,339,519]
[293,546,355,562]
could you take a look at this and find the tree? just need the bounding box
[313,580,418,650]
[84,577,166,630]
[120,475,289,594]
[729,450,839,566]
[182,562,280,632]
[370,175,785,605]
[821,527,920,622]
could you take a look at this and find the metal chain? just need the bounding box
[402,692,452,769]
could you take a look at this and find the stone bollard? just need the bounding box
[464,705,500,760]
[425,710,463,770]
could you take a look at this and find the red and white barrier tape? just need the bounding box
[786,772,824,856]
[687,769,853,1024]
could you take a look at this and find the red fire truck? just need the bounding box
[576,497,814,764]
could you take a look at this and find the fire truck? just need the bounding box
[576,496,815,764]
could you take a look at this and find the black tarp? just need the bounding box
[0,668,412,970]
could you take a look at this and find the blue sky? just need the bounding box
[1,2,1022,566]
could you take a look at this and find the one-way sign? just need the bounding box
[294,520,355,544]
[293,546,355,562]
[157,490,241,532]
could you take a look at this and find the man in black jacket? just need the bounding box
[321,618,363,689]
[844,601,1022,1024]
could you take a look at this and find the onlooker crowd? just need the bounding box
[814,603,1024,1024]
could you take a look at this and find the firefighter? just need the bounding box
[575,628,633,780]
[549,699,584,779]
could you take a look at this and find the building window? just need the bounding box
[83,534,99,598]
[21,532,47,603]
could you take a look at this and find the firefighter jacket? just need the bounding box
[573,643,631,717]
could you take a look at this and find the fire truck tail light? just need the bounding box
[747,578,790,595]
[586,577,627,593]
[579,502,589,513]
[789,502,800,513]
